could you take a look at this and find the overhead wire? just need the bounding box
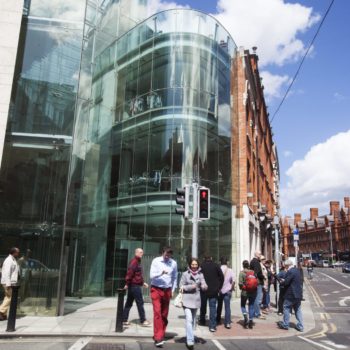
[270,0,335,124]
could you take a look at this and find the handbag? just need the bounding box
[173,289,183,308]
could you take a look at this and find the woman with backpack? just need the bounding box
[238,260,258,329]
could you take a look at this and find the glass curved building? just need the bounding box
[66,9,237,299]
[1,1,242,316]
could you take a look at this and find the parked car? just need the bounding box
[330,261,344,268]
[342,262,350,273]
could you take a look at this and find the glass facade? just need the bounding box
[0,0,85,315]
[66,9,236,299]
[0,2,237,315]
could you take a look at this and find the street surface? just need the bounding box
[0,267,349,350]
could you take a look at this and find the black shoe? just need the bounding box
[198,320,206,326]
[154,340,165,347]
[277,321,288,330]
[0,312,7,321]
[186,344,194,350]
[243,314,248,328]
[248,320,253,329]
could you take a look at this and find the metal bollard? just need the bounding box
[115,288,126,332]
[6,286,20,332]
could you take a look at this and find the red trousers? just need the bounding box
[151,286,172,341]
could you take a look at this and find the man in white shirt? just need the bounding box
[0,247,20,320]
[150,247,178,347]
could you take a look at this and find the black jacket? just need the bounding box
[200,260,224,297]
[249,257,264,284]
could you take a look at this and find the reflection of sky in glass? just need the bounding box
[22,24,82,88]
[153,9,236,58]
[28,0,86,22]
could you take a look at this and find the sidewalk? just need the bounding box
[0,288,315,339]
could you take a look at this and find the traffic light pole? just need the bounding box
[191,182,199,258]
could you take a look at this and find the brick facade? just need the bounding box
[282,197,350,261]
[232,47,280,261]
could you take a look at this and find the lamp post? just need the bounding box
[273,216,280,306]
[326,226,333,264]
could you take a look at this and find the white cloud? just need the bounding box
[151,1,319,99]
[214,0,320,67]
[333,92,347,101]
[280,130,350,218]
[147,0,189,16]
[30,0,85,22]
[260,71,290,101]
[283,150,293,158]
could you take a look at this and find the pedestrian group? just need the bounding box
[120,247,305,349]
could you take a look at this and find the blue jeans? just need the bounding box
[240,294,256,320]
[217,292,232,326]
[200,292,218,329]
[184,307,197,345]
[254,284,263,317]
[208,297,218,330]
[122,285,146,323]
[281,298,303,330]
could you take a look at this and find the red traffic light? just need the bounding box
[198,188,210,219]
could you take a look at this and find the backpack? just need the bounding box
[244,271,258,292]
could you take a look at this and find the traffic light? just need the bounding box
[175,186,189,218]
[198,187,210,220]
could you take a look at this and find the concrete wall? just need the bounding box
[0,0,22,168]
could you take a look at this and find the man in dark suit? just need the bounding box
[277,259,304,332]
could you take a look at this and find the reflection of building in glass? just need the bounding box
[0,1,279,316]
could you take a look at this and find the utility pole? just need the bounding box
[326,226,333,263]
[273,216,280,305]
[191,182,199,258]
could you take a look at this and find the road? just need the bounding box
[301,266,350,350]
[0,267,349,350]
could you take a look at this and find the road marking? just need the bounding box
[307,322,328,339]
[339,296,350,306]
[299,336,336,350]
[331,290,340,294]
[328,322,337,334]
[68,337,92,350]
[212,339,226,350]
[321,293,330,296]
[321,340,347,349]
[320,272,350,289]
[306,280,324,307]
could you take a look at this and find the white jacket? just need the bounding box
[1,254,20,287]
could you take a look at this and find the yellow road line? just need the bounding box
[306,280,324,307]
[307,322,328,339]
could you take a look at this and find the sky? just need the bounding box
[149,0,350,219]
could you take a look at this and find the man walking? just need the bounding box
[0,247,20,321]
[199,255,224,332]
[122,248,150,326]
[277,259,304,332]
[250,250,266,319]
[150,247,178,347]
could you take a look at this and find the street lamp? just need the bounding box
[326,226,333,264]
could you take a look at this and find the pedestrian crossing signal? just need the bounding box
[198,187,210,220]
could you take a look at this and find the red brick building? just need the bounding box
[231,47,280,267]
[282,197,350,261]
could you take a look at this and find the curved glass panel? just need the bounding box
[66,8,236,298]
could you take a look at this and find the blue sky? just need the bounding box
[150,0,350,218]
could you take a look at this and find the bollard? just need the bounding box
[6,286,20,332]
[115,288,126,332]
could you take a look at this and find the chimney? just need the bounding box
[344,197,350,209]
[310,208,318,220]
[330,201,340,215]
[294,213,302,224]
